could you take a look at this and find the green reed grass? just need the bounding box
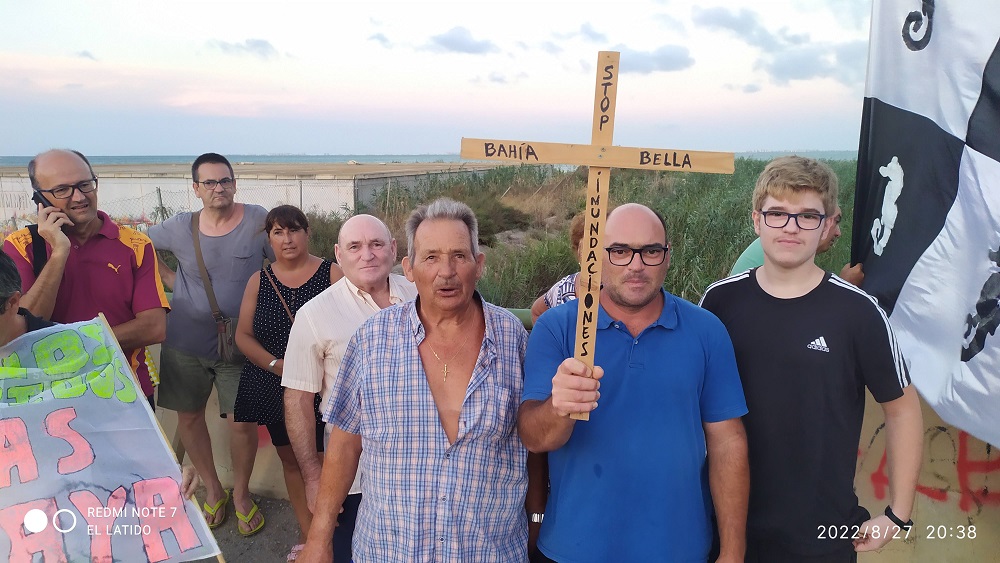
[298,158,859,309]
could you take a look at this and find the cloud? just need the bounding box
[614,44,694,74]
[210,39,279,60]
[653,13,687,34]
[776,28,809,46]
[478,71,529,85]
[540,41,562,55]
[832,40,868,84]
[693,6,865,87]
[724,83,761,93]
[76,51,97,61]
[427,27,499,54]
[823,0,870,30]
[692,7,781,52]
[756,39,867,85]
[551,22,608,43]
[369,33,391,48]
[579,23,606,43]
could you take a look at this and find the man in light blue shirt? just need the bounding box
[300,198,531,562]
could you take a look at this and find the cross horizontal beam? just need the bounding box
[461,137,734,174]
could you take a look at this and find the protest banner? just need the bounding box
[0,317,221,562]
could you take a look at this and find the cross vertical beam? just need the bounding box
[572,52,619,420]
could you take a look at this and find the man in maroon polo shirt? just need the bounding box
[2,149,170,407]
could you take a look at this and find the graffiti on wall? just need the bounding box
[859,424,998,514]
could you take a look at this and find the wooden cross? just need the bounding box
[461,51,734,420]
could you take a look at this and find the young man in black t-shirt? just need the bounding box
[700,156,923,562]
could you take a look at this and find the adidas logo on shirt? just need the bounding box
[807,336,830,353]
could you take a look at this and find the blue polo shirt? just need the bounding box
[522,290,747,563]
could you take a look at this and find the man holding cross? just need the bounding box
[518,203,750,562]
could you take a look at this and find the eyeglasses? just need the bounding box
[760,210,827,230]
[197,178,235,190]
[36,178,98,200]
[605,244,670,267]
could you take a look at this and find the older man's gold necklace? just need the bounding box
[426,332,473,382]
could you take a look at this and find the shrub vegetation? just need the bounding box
[174,159,858,310]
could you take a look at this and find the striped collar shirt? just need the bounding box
[325,295,529,562]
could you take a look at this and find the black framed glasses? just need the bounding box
[605,244,670,266]
[197,178,235,190]
[760,210,826,230]
[36,178,98,200]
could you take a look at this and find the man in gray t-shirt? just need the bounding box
[149,152,274,536]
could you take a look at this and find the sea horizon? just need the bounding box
[0,149,859,168]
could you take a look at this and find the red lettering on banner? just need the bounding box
[69,487,127,563]
[133,477,201,562]
[0,417,39,488]
[0,497,67,563]
[44,407,95,474]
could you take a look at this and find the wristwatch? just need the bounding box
[529,512,544,524]
[268,358,279,372]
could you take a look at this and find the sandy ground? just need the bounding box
[192,490,300,563]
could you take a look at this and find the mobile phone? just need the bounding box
[31,191,53,208]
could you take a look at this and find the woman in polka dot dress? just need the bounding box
[234,205,342,552]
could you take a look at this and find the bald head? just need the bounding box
[335,214,397,290]
[29,149,94,191]
[606,203,668,246]
[338,214,391,246]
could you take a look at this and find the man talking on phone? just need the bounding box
[1,149,169,408]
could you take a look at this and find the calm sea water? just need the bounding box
[0,150,857,168]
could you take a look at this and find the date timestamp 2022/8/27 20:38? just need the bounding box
[818,524,978,540]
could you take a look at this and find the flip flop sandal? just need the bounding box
[236,500,265,537]
[202,489,230,530]
[287,544,305,562]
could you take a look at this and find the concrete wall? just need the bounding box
[0,176,356,235]
[1,168,491,236]
[154,379,287,500]
[855,393,999,561]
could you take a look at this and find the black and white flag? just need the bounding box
[853,1,1000,445]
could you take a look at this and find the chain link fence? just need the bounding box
[1,176,358,237]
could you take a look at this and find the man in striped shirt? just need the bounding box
[300,198,531,562]
[700,156,923,562]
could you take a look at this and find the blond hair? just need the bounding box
[752,156,839,215]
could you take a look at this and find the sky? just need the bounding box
[0,0,874,156]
